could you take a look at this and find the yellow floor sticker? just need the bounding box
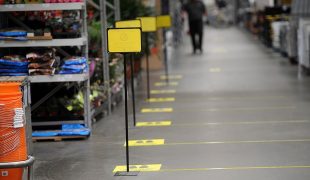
[113,164,162,173]
[136,121,172,127]
[125,139,165,147]
[150,90,176,94]
[141,108,173,113]
[160,75,183,80]
[154,82,179,87]
[147,97,175,103]
[209,68,222,73]
[211,48,227,53]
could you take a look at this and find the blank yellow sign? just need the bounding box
[107,28,142,53]
[137,17,157,32]
[157,15,172,28]
[115,19,141,28]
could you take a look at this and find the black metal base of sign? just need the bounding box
[114,171,139,176]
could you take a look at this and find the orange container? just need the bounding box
[0,82,27,180]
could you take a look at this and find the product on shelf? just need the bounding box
[0,29,27,41]
[59,57,88,74]
[27,50,57,75]
[0,55,28,76]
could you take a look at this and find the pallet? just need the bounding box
[32,135,89,142]
[27,36,53,40]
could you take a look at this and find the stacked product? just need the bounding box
[0,56,28,76]
[27,50,56,75]
[59,57,88,74]
[0,30,27,41]
[0,82,27,180]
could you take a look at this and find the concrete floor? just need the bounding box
[33,27,310,180]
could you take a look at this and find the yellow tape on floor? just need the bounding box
[141,108,173,113]
[160,75,183,80]
[136,121,172,127]
[125,139,165,147]
[147,97,175,103]
[113,164,162,173]
[150,90,176,94]
[209,68,222,73]
[154,82,179,87]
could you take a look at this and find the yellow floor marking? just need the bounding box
[163,139,310,146]
[174,120,310,127]
[178,106,295,113]
[125,139,165,147]
[154,82,179,87]
[113,164,162,173]
[209,68,222,73]
[147,97,176,103]
[136,121,172,127]
[150,90,176,94]
[141,108,173,113]
[159,165,310,172]
[160,75,183,80]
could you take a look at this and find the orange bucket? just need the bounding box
[0,82,27,180]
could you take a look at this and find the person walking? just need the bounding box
[183,0,207,54]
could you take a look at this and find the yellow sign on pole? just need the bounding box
[107,28,142,53]
[115,19,141,28]
[156,15,172,28]
[136,17,157,32]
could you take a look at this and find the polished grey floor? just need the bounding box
[33,27,310,180]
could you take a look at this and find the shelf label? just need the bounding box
[113,164,162,173]
[42,4,50,8]
[107,28,142,53]
[16,4,25,8]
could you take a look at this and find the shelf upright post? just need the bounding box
[114,0,121,21]
[82,0,91,129]
[100,0,112,114]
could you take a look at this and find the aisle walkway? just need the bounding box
[34,27,310,180]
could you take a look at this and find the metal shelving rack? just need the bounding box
[0,3,91,131]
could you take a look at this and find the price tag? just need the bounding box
[42,4,50,8]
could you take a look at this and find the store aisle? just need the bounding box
[33,27,310,180]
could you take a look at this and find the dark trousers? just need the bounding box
[189,20,203,52]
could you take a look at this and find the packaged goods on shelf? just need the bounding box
[0,55,28,76]
[59,57,88,74]
[27,49,58,75]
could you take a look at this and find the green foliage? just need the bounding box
[120,0,154,20]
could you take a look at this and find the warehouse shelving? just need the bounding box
[0,2,91,140]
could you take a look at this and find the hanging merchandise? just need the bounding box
[297,18,310,68]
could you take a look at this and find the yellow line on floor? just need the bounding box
[163,139,310,146]
[154,82,179,87]
[146,97,176,103]
[136,121,172,127]
[177,106,295,113]
[141,108,173,113]
[173,120,310,127]
[160,75,183,80]
[159,165,310,172]
[150,90,176,94]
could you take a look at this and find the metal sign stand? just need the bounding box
[145,33,151,100]
[114,54,139,176]
[130,54,137,126]
[163,28,169,83]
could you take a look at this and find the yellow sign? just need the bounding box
[137,17,157,32]
[136,121,172,127]
[113,164,162,173]
[157,15,172,28]
[141,108,173,113]
[107,28,142,53]
[125,139,165,147]
[150,90,176,94]
[147,97,175,103]
[115,19,141,28]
